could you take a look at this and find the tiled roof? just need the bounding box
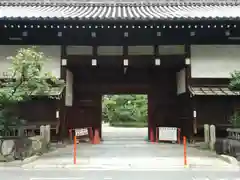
[0,1,240,20]
[189,86,240,96]
[1,0,240,5]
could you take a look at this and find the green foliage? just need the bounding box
[230,112,240,128]
[229,70,240,90]
[110,121,148,128]
[229,70,240,127]
[0,46,65,130]
[102,95,148,125]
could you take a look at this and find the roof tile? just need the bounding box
[0,1,240,20]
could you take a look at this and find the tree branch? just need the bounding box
[8,69,24,100]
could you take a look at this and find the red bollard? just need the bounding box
[150,128,154,143]
[93,129,100,144]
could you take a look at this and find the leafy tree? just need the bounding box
[229,70,240,127]
[230,112,240,128]
[229,70,240,90]
[102,95,148,125]
[0,46,64,131]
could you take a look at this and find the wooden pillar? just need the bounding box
[184,44,191,89]
[59,45,68,140]
[147,94,151,140]
[97,93,102,140]
[147,44,160,142]
[148,93,155,142]
[92,44,103,139]
[99,123,102,140]
[184,44,194,139]
[192,98,197,136]
[99,94,103,140]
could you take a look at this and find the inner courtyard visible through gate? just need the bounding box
[101,94,148,141]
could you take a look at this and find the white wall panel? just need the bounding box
[128,46,154,55]
[176,68,186,95]
[66,46,93,55]
[158,45,185,55]
[191,45,240,78]
[97,46,123,55]
[65,69,73,106]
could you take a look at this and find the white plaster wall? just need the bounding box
[66,46,93,55]
[128,46,154,55]
[176,68,186,95]
[0,45,61,78]
[97,46,123,55]
[65,69,73,106]
[191,45,240,78]
[158,45,185,55]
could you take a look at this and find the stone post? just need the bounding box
[209,124,216,151]
[45,125,51,144]
[17,127,24,137]
[40,125,45,140]
[40,125,49,152]
[204,124,210,144]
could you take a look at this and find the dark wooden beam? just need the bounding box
[0,20,240,45]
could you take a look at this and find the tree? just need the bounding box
[0,46,65,131]
[229,70,240,127]
[229,70,240,90]
[102,95,148,125]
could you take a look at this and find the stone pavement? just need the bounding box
[1,168,240,180]
[22,125,240,171]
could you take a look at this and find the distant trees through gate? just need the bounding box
[102,94,148,127]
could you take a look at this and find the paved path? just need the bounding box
[22,125,239,171]
[1,168,240,180]
[0,125,239,179]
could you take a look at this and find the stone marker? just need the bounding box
[204,124,210,144]
[45,125,51,144]
[40,125,45,139]
[17,127,24,137]
[209,124,216,151]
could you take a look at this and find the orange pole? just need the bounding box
[74,135,77,164]
[183,136,187,167]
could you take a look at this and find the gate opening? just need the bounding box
[101,94,148,141]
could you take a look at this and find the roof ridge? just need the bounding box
[1,2,240,7]
[0,1,240,21]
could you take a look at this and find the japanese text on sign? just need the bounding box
[75,128,88,136]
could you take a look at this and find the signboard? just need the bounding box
[159,127,178,141]
[65,70,73,106]
[75,128,88,137]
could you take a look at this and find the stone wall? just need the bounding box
[0,125,50,162]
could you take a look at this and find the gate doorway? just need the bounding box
[101,94,148,141]
[65,54,187,141]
